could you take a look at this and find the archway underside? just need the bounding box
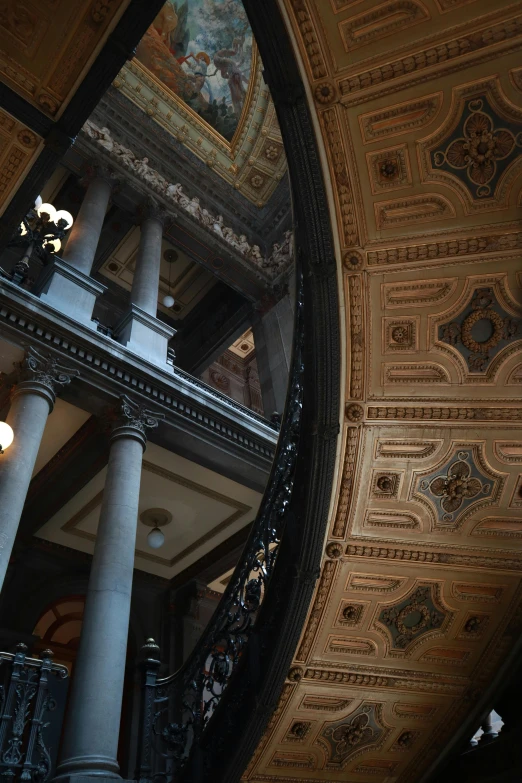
[244,1,522,781]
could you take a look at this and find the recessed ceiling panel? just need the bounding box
[35,442,261,579]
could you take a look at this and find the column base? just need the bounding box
[115,304,176,370]
[52,776,127,783]
[36,258,107,328]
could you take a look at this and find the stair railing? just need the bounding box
[0,643,69,783]
[135,272,304,783]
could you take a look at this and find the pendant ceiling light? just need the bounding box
[162,252,175,308]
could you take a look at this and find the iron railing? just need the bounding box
[135,273,304,783]
[0,644,69,783]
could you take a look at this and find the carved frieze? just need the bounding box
[368,232,522,266]
[320,107,359,247]
[339,14,522,105]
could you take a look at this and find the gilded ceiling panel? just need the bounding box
[0,0,130,118]
[113,0,287,206]
[0,109,42,214]
[243,0,522,780]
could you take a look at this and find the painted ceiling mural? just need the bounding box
[242,0,522,782]
[135,0,253,142]
[115,0,286,206]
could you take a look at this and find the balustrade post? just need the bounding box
[480,712,498,744]
[115,198,176,370]
[54,396,163,783]
[135,639,161,783]
[37,163,116,327]
[0,348,79,593]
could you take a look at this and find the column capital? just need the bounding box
[110,394,165,448]
[136,196,169,227]
[81,160,120,190]
[12,347,80,412]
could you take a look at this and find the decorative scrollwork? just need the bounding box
[0,644,69,782]
[17,347,79,392]
[117,394,164,435]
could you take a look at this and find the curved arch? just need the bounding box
[174,1,341,780]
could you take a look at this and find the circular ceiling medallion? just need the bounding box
[163,249,179,263]
[139,508,172,528]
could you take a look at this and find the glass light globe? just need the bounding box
[45,237,61,253]
[162,295,175,308]
[147,527,165,549]
[19,223,27,236]
[34,195,43,209]
[54,210,73,229]
[0,422,14,452]
[37,203,56,222]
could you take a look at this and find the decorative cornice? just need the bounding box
[0,283,277,459]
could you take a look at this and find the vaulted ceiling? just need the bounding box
[243,1,522,781]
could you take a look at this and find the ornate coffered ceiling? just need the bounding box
[243,0,522,781]
[113,0,287,207]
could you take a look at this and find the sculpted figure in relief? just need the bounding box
[81,119,295,275]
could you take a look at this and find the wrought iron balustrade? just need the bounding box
[0,643,69,783]
[135,273,304,783]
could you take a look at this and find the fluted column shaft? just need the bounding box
[130,212,164,316]
[0,349,78,591]
[62,171,113,276]
[56,396,163,781]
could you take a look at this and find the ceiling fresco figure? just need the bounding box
[135,0,253,141]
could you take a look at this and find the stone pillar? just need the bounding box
[115,199,176,370]
[130,208,163,316]
[37,164,115,327]
[55,395,163,783]
[0,347,78,592]
[252,284,294,417]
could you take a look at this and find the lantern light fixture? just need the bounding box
[9,195,74,285]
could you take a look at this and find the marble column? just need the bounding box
[55,395,163,783]
[115,198,176,370]
[252,284,294,417]
[37,164,115,327]
[0,347,79,592]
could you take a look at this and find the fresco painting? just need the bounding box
[135,0,254,141]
